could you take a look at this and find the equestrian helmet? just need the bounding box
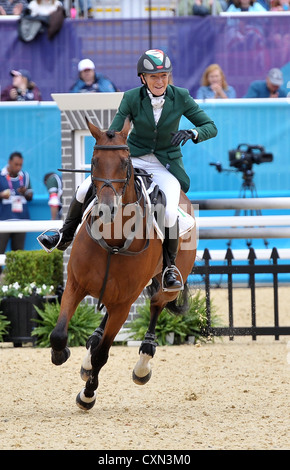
[137,49,172,76]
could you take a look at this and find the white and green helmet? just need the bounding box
[137,49,172,76]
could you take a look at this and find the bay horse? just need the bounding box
[49,118,196,410]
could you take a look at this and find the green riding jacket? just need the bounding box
[109,84,217,193]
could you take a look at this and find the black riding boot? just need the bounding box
[39,196,83,251]
[162,219,183,291]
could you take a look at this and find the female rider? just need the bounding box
[38,49,217,291]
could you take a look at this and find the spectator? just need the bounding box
[244,68,287,98]
[70,59,118,93]
[28,0,63,16]
[192,0,224,15]
[270,0,289,10]
[196,64,236,99]
[1,69,42,101]
[19,0,65,41]
[0,0,27,15]
[178,0,226,14]
[0,152,33,263]
[70,2,76,17]
[227,0,267,11]
[44,172,62,220]
[78,0,93,17]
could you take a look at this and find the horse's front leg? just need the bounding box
[76,308,128,411]
[50,281,86,366]
[80,312,108,381]
[132,302,160,385]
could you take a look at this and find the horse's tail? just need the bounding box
[145,278,189,316]
[165,282,189,315]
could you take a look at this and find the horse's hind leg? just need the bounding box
[80,312,108,381]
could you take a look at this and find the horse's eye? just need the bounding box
[121,159,128,171]
[92,158,98,168]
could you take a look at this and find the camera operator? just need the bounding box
[1,69,42,102]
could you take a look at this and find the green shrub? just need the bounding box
[3,250,63,291]
[128,291,223,345]
[0,311,10,342]
[32,300,103,347]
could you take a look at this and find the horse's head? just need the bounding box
[87,117,131,224]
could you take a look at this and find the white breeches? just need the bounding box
[76,154,180,228]
[132,154,180,228]
[75,176,91,203]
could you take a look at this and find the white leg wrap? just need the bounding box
[79,387,96,404]
[82,346,92,370]
[133,352,152,378]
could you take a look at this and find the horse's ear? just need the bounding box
[86,116,103,141]
[119,116,131,140]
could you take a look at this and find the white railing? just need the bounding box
[0,220,62,266]
[0,220,62,233]
[193,197,290,240]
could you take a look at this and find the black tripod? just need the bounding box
[227,168,269,249]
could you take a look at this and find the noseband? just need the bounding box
[91,144,131,197]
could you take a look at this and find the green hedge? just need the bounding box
[3,250,63,290]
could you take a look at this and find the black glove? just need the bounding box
[171,129,196,147]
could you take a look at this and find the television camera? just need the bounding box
[210,144,273,188]
[210,144,274,249]
[229,144,273,170]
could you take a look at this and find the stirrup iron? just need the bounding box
[162,265,184,292]
[37,229,63,253]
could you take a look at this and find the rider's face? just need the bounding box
[142,72,169,96]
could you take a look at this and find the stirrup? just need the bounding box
[161,265,184,292]
[37,229,63,253]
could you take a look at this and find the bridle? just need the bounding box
[91,144,132,198]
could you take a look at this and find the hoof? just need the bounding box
[76,388,96,411]
[80,366,92,382]
[51,347,70,365]
[132,369,152,385]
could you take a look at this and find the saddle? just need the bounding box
[133,169,195,240]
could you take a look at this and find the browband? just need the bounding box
[93,145,129,151]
